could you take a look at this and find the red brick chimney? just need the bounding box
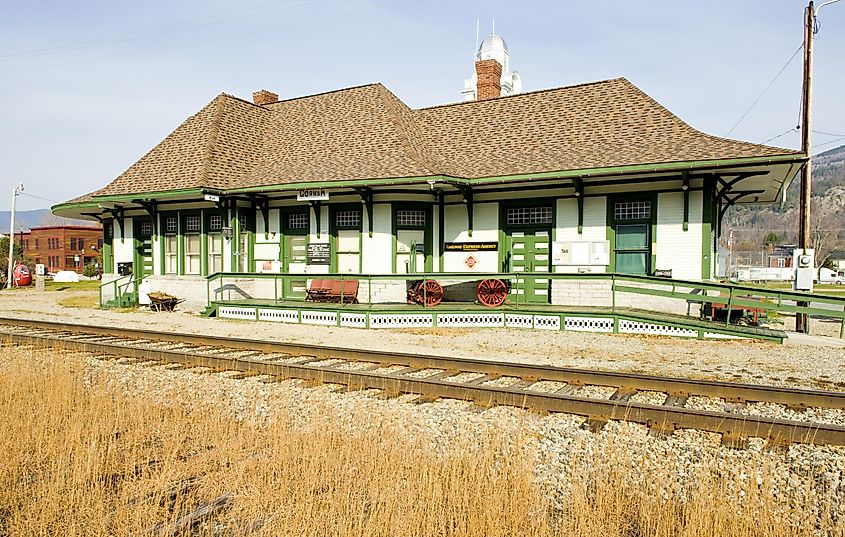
[252,89,278,105]
[475,59,502,101]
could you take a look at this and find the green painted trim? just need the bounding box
[701,177,714,279]
[682,173,690,232]
[102,221,113,274]
[177,211,185,275]
[463,154,806,186]
[437,193,445,272]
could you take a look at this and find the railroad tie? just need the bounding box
[663,393,689,408]
[609,387,638,403]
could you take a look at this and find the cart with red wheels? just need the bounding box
[406,279,444,307]
[476,278,508,307]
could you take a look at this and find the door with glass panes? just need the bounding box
[332,208,361,273]
[207,213,224,274]
[133,218,154,278]
[611,199,652,275]
[504,205,552,303]
[282,211,309,299]
[394,208,429,274]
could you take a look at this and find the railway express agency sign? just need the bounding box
[296,188,329,201]
[444,242,498,252]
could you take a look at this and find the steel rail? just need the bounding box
[0,317,842,409]
[3,328,845,447]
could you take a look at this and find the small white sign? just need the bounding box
[297,189,329,201]
[203,193,220,203]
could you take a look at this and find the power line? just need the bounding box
[726,43,803,137]
[19,192,59,204]
[761,126,799,144]
[0,0,306,63]
[814,129,845,137]
[0,0,422,75]
[814,136,845,149]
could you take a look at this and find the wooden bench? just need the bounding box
[306,279,358,304]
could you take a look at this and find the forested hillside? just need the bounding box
[723,144,845,263]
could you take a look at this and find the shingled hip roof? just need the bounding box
[59,77,802,203]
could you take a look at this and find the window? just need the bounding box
[78,238,84,251]
[140,221,152,237]
[208,214,223,274]
[165,217,177,233]
[506,206,553,226]
[288,212,308,230]
[614,201,651,220]
[209,215,222,231]
[185,233,201,274]
[35,239,39,248]
[70,238,77,250]
[186,216,200,232]
[396,209,426,227]
[777,257,786,268]
[335,210,361,228]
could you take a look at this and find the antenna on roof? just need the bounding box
[475,18,479,57]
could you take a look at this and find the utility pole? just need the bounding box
[6,183,24,290]
[795,1,814,333]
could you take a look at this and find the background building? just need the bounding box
[19,225,103,273]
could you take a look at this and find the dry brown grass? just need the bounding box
[0,344,841,536]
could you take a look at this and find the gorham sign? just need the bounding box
[297,189,329,201]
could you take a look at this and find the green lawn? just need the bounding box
[45,279,102,292]
[755,282,845,297]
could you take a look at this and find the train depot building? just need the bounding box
[53,34,811,339]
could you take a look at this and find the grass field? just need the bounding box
[0,343,841,536]
[45,279,101,292]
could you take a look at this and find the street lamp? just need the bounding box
[5,183,24,290]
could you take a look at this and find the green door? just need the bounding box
[133,218,154,278]
[614,224,650,275]
[281,210,310,300]
[508,229,551,303]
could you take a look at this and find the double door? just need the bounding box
[508,229,550,303]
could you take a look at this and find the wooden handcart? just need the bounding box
[147,292,184,312]
[406,278,508,308]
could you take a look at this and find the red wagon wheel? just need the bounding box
[477,278,507,307]
[421,280,443,307]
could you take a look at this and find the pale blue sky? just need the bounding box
[1,0,843,211]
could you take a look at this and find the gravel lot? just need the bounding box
[1,286,843,391]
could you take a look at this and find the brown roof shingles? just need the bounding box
[73,78,800,200]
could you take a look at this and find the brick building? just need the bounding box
[18,225,103,273]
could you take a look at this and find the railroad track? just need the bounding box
[1,316,844,448]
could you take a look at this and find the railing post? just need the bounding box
[274,274,278,303]
[340,273,345,305]
[725,287,734,327]
[611,274,616,313]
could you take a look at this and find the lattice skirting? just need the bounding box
[214,306,777,341]
[564,316,614,333]
[618,319,697,338]
[218,306,256,320]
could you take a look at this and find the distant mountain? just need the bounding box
[0,209,92,234]
[723,144,845,258]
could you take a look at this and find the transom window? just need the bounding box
[396,209,425,227]
[506,206,553,226]
[238,214,247,230]
[140,222,152,236]
[614,201,651,221]
[288,213,309,230]
[209,215,222,231]
[186,216,201,232]
[335,210,361,228]
[165,217,177,233]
